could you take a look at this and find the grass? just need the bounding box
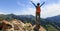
[45,24,59,31]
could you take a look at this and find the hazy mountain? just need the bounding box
[46,15,60,23]
[0,14,35,25]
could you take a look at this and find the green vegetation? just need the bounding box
[40,19,59,31]
[46,24,59,31]
[0,18,3,21]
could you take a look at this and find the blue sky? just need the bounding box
[0,0,60,18]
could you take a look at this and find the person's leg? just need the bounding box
[34,13,40,31]
[37,14,40,29]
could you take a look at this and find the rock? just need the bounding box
[0,19,46,31]
[2,20,14,31]
[10,19,25,31]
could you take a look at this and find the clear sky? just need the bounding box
[0,0,60,18]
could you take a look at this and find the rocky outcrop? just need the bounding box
[2,20,14,31]
[11,19,25,31]
[0,19,46,31]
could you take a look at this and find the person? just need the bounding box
[31,1,41,24]
[35,3,41,31]
[31,1,41,31]
[31,1,45,31]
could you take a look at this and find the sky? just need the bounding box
[0,0,60,18]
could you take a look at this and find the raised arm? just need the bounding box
[31,1,36,7]
[40,2,45,7]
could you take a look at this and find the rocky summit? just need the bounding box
[0,19,46,31]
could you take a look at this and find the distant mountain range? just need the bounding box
[46,15,60,23]
[0,14,35,20]
[0,14,60,23]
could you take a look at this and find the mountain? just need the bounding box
[0,14,35,25]
[45,15,60,30]
[46,15,60,23]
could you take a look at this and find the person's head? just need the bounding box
[37,3,40,6]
